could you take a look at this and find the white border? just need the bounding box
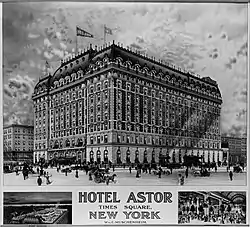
[1,2,249,226]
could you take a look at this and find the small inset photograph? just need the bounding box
[3,192,72,224]
[178,191,246,225]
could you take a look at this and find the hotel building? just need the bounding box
[3,124,34,163]
[32,41,223,164]
[221,135,247,164]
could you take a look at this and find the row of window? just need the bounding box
[115,90,220,114]
[4,128,33,134]
[114,78,220,103]
[88,134,220,149]
[15,141,33,145]
[89,80,109,93]
[14,148,33,151]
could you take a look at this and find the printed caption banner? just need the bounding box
[73,186,178,225]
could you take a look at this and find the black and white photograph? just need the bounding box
[3,192,72,224]
[178,191,247,225]
[3,2,248,186]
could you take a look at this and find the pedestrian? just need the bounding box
[215,165,217,173]
[123,163,126,169]
[181,176,185,185]
[229,171,233,181]
[178,174,182,185]
[185,168,188,178]
[15,168,19,176]
[89,172,93,181]
[129,166,132,174]
[170,167,173,174]
[37,176,42,186]
[57,167,59,172]
[45,175,51,185]
[75,170,79,178]
[65,169,68,176]
[158,168,162,178]
[149,166,151,174]
[136,169,140,178]
[37,167,39,174]
[112,165,115,172]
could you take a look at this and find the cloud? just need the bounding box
[44,38,52,47]
[2,2,247,136]
[44,51,54,59]
[28,33,40,39]
[3,75,35,126]
[56,31,62,40]
[60,42,67,50]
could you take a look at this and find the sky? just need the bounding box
[3,2,248,136]
[4,192,72,204]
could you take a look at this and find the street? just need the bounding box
[4,167,246,186]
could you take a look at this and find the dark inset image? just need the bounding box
[4,192,72,224]
[178,191,246,225]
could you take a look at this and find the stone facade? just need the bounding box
[3,124,34,162]
[32,41,223,164]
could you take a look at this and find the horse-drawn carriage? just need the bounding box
[92,168,117,184]
[233,166,243,173]
[193,168,210,177]
[152,167,171,176]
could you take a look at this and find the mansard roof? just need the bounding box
[33,41,222,100]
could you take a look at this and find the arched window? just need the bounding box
[96,149,101,164]
[126,148,131,164]
[117,148,122,164]
[143,149,148,163]
[172,151,176,163]
[65,139,70,147]
[104,148,108,163]
[179,150,182,164]
[151,149,155,164]
[76,151,81,161]
[135,149,139,164]
[90,150,94,163]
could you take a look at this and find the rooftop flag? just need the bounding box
[76,26,94,38]
[104,25,113,35]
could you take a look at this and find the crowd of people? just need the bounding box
[178,200,246,224]
[9,158,245,186]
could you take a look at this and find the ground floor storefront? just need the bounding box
[34,146,227,166]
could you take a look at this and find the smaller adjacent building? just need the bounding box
[221,135,247,165]
[3,124,34,163]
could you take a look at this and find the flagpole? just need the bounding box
[104,24,106,44]
[76,26,78,53]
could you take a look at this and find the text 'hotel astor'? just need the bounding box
[32,41,223,165]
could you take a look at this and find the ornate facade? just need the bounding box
[32,41,223,164]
